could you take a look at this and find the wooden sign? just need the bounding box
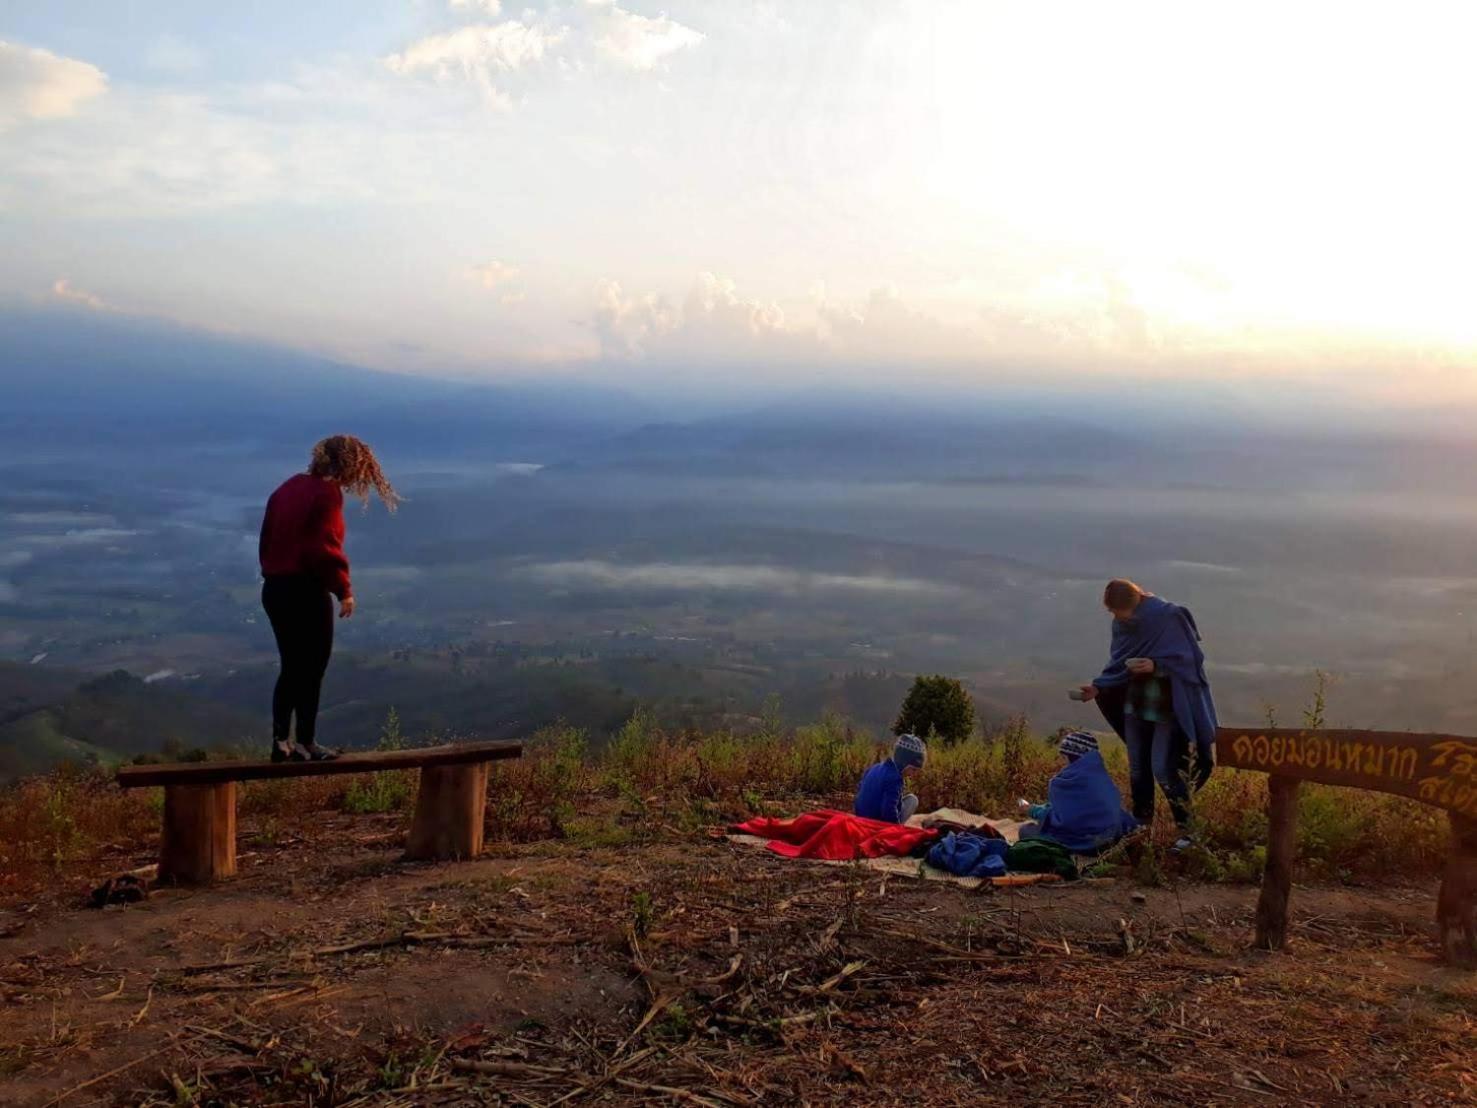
[1214,725,1477,966]
[1216,727,1477,820]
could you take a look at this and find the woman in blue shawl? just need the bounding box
[1078,579,1216,850]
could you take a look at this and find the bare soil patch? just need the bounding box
[1,824,1473,1106]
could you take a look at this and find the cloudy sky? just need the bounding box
[3,1,1475,401]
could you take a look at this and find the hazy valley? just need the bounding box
[5,309,1477,775]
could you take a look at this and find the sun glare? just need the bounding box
[903,2,1477,356]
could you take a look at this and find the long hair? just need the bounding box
[308,435,399,511]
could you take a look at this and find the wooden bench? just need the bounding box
[1217,726,1477,966]
[116,740,522,886]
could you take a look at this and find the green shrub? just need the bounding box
[914,729,1058,814]
[789,715,869,794]
[342,709,414,815]
[486,724,591,841]
[893,675,977,745]
[606,706,660,788]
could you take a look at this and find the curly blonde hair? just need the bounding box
[308,435,400,511]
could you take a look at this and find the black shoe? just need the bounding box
[270,739,296,763]
[297,742,339,762]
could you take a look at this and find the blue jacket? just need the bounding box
[854,759,905,823]
[1034,750,1138,854]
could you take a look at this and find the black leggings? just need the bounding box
[262,575,334,745]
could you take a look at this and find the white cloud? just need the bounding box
[593,279,681,356]
[384,21,567,108]
[592,4,704,71]
[50,278,111,311]
[593,272,963,368]
[1,69,467,217]
[13,528,139,548]
[468,260,527,304]
[469,259,520,288]
[384,3,702,107]
[817,284,967,362]
[0,40,106,128]
[523,559,958,597]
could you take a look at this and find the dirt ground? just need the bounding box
[1,813,1474,1106]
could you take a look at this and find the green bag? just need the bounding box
[1005,838,1079,881]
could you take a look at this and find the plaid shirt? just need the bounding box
[1126,672,1174,723]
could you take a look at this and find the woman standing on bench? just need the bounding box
[259,435,398,762]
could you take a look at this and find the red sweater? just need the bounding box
[258,473,352,599]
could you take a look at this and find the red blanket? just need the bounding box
[732,809,939,860]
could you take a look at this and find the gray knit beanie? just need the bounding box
[1059,730,1099,760]
[893,733,927,771]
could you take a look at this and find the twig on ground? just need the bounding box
[700,954,743,986]
[613,1077,727,1107]
[543,1045,658,1107]
[175,928,573,974]
[183,1023,264,1053]
[710,1010,822,1030]
[42,1041,184,1106]
[872,928,1000,962]
[449,1057,566,1079]
[808,960,866,994]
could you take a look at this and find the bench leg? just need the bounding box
[406,763,488,861]
[1437,812,1477,967]
[1255,775,1299,951]
[159,782,237,885]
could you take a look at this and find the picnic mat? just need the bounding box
[727,808,1064,890]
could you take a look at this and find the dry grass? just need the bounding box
[0,715,1459,900]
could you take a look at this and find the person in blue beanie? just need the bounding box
[854,733,927,824]
[1017,730,1138,854]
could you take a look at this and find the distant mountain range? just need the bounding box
[12,299,1476,494]
[0,304,652,462]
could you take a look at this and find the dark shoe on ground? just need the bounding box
[270,739,296,763]
[89,873,148,909]
[297,742,339,762]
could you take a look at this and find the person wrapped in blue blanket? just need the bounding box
[1078,578,1218,854]
[1017,731,1138,854]
[854,733,926,823]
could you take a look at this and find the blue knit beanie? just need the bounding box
[893,733,927,770]
[1059,730,1099,760]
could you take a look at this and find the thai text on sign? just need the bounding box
[1215,728,1477,820]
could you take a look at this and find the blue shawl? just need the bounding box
[1036,750,1139,854]
[1094,595,1218,760]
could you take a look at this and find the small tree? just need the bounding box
[893,675,976,746]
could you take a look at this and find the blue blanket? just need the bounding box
[1034,750,1139,853]
[927,831,1008,878]
[1094,596,1218,761]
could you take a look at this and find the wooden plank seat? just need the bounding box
[116,740,522,886]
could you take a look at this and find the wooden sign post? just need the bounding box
[1216,727,1477,966]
